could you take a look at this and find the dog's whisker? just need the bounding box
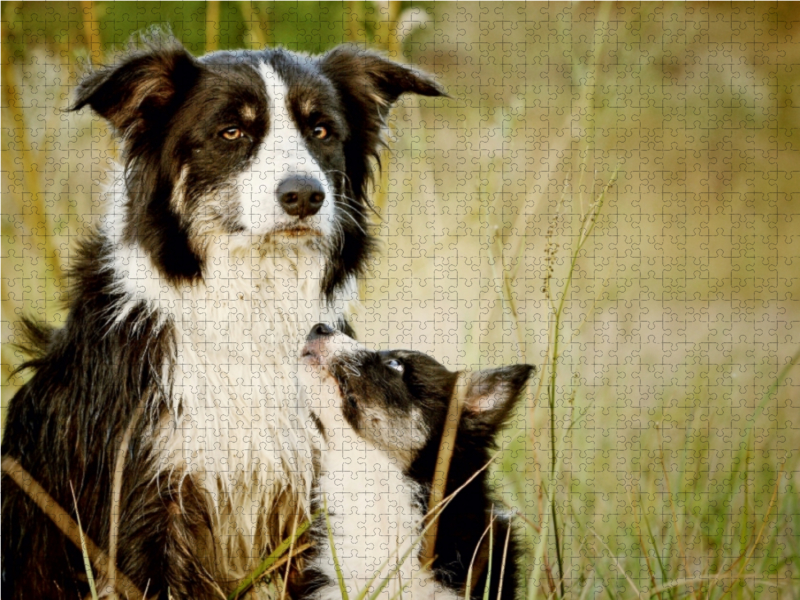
[335,206,369,235]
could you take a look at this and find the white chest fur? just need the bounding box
[312,422,457,600]
[112,236,354,577]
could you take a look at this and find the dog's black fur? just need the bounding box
[2,33,443,600]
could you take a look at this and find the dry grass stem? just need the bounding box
[108,400,146,597]
[1,456,146,599]
[420,370,468,568]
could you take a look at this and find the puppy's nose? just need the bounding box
[307,323,334,342]
[277,176,325,219]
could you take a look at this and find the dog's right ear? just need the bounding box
[71,43,200,134]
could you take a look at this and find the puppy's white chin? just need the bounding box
[301,353,323,367]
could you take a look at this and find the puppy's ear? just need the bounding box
[461,365,536,433]
[71,40,199,134]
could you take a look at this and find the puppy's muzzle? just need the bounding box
[302,323,335,365]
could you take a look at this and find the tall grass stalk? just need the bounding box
[656,425,694,597]
[323,497,350,600]
[542,169,618,597]
[108,400,146,597]
[70,482,99,600]
[465,515,496,600]
[420,370,468,567]
[628,486,660,600]
[525,431,564,600]
[588,528,640,597]
[496,516,513,600]
[486,167,617,599]
[418,130,791,598]
[481,508,495,600]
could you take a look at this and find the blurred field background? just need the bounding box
[2,2,799,598]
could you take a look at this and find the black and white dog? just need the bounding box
[1,34,443,599]
[298,324,534,600]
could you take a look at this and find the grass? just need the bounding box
[228,516,315,600]
[479,162,798,599]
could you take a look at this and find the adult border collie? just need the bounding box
[1,34,443,599]
[297,324,533,600]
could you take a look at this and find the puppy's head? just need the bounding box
[73,33,445,294]
[300,324,535,466]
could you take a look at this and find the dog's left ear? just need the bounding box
[317,46,447,299]
[320,45,446,118]
[318,46,446,201]
[461,365,536,432]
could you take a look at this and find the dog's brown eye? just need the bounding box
[313,126,329,140]
[220,127,244,141]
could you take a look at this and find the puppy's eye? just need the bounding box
[220,127,244,141]
[313,125,329,140]
[386,359,404,374]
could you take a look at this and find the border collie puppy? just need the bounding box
[298,324,534,600]
[1,35,443,599]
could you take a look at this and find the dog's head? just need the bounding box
[300,323,535,467]
[73,34,444,295]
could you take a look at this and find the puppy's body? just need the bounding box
[1,36,442,599]
[298,325,534,600]
[313,412,428,600]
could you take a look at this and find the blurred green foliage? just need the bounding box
[1,1,425,55]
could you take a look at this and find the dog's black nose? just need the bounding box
[277,176,325,219]
[307,323,334,342]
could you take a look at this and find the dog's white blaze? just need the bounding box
[105,174,358,579]
[302,372,459,600]
[232,62,335,236]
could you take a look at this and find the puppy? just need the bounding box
[1,33,444,599]
[298,324,534,599]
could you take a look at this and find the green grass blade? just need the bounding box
[496,518,513,600]
[227,513,317,600]
[481,516,494,600]
[363,533,422,600]
[69,482,98,600]
[352,510,434,600]
[465,517,496,600]
[386,581,411,600]
[641,502,670,590]
[323,498,350,600]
